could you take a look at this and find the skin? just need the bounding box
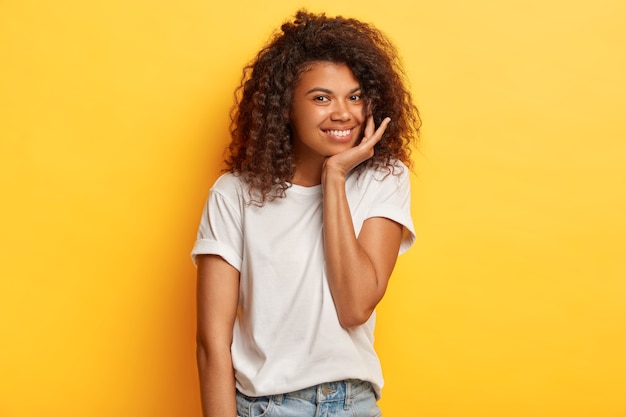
[196,61,404,417]
[290,62,367,186]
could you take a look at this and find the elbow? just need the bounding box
[196,333,232,368]
[337,307,374,329]
[196,336,208,366]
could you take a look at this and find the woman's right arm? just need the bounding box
[196,254,240,417]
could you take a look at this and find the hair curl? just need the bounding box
[226,9,421,203]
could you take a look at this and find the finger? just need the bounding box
[363,115,375,140]
[365,117,391,146]
[375,117,391,138]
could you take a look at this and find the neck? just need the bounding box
[291,158,323,186]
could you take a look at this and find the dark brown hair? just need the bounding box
[226,9,421,203]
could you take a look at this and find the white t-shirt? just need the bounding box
[191,162,415,399]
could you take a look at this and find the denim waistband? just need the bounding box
[272,379,372,405]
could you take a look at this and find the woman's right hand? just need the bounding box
[322,115,390,183]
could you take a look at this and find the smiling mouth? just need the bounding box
[325,128,352,138]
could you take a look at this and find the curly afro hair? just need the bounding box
[226,9,421,203]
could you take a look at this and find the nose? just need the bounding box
[330,100,352,121]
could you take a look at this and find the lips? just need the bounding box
[323,128,356,141]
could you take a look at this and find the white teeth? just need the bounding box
[327,129,351,137]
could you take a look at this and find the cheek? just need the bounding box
[305,107,331,126]
[354,107,366,125]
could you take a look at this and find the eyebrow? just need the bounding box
[305,86,362,95]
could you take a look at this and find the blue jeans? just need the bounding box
[236,379,382,417]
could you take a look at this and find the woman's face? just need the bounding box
[290,61,366,169]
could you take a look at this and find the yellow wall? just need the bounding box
[1,0,625,416]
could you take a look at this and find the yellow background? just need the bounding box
[1,0,625,416]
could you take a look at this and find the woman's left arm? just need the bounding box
[322,116,404,328]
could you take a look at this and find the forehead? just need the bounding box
[295,61,360,90]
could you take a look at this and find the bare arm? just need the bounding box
[196,254,239,417]
[322,116,404,328]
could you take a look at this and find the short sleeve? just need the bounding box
[365,164,416,254]
[191,177,244,270]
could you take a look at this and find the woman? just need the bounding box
[192,9,420,417]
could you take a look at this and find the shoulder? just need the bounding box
[210,172,246,198]
[372,159,409,179]
[351,160,410,188]
[210,172,271,209]
[212,172,243,190]
[202,173,248,211]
